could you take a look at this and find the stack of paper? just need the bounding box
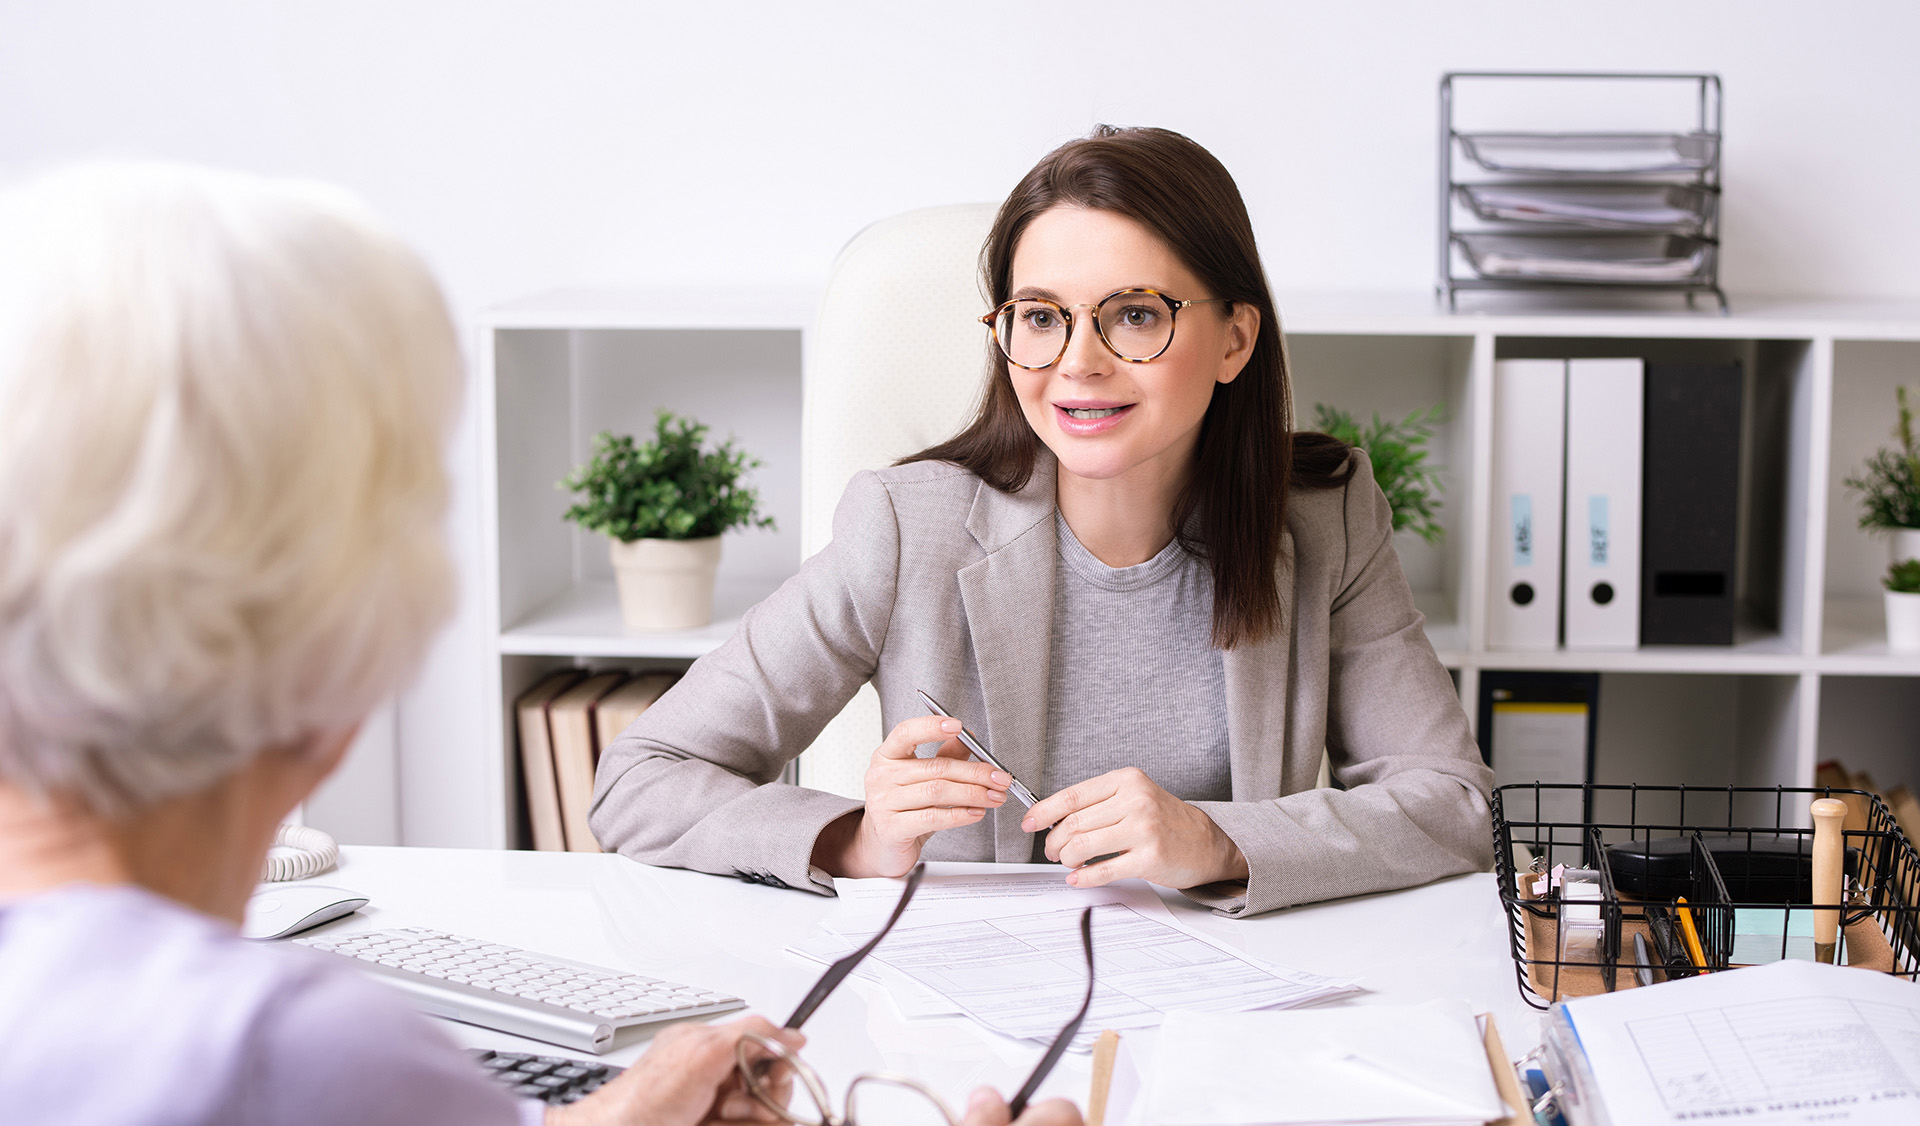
[1458,132,1716,175]
[1462,185,1700,229]
[786,873,1358,1050]
[1552,959,1920,1126]
[1458,233,1709,283]
[1133,1002,1506,1126]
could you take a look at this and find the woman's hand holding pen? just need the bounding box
[1022,767,1250,890]
[811,714,1011,878]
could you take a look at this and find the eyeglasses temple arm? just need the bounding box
[783,863,925,1030]
[1007,907,1095,1118]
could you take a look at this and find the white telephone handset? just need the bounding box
[263,822,339,882]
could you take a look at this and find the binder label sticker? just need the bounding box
[1510,495,1533,567]
[1588,495,1609,566]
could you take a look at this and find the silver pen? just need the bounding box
[914,689,1037,807]
[1632,931,1656,988]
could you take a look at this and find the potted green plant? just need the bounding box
[1886,559,1920,653]
[1881,557,1912,649]
[560,411,774,630]
[1843,385,1920,569]
[1311,403,1446,544]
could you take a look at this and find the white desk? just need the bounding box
[296,847,1541,1111]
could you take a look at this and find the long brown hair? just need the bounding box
[902,125,1351,648]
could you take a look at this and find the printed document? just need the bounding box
[1135,1001,1505,1125]
[789,871,1357,1048]
[1558,959,1920,1125]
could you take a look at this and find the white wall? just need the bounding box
[6,1,1918,843]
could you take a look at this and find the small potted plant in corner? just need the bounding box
[1886,560,1920,653]
[561,410,775,631]
[1311,402,1446,544]
[1843,384,1920,571]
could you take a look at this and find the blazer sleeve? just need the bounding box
[587,471,902,895]
[1189,457,1495,917]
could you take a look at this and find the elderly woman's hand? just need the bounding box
[960,1087,1084,1126]
[546,1015,802,1126]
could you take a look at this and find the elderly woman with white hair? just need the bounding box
[0,164,1077,1126]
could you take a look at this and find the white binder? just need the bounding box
[1489,359,1566,650]
[1564,359,1644,650]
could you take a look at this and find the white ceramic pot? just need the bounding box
[608,535,722,630]
[1889,527,1920,568]
[1887,589,1920,653]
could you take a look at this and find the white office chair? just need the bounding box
[796,203,997,799]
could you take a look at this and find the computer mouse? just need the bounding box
[243,883,370,941]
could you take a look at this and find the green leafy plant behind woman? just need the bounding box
[1844,385,1920,531]
[1311,403,1446,544]
[561,410,775,541]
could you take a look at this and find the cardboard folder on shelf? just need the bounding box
[1489,359,1567,650]
[1564,359,1644,650]
[515,669,588,853]
[593,672,679,752]
[547,671,630,853]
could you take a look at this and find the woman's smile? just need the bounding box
[1054,400,1134,433]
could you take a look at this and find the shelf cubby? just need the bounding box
[1287,331,1476,658]
[1814,675,1920,799]
[1823,341,1920,656]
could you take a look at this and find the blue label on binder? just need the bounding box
[1589,495,1609,566]
[1511,495,1532,568]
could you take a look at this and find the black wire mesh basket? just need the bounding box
[1491,784,1920,1008]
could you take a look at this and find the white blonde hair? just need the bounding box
[0,163,460,813]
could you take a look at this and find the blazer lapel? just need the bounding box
[1223,524,1296,801]
[956,456,1058,862]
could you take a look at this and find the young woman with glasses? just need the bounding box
[594,126,1493,920]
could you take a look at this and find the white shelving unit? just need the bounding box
[473,289,1920,847]
[474,287,812,848]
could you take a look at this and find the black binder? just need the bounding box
[1641,362,1742,645]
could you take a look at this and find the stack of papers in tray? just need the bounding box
[785,872,1358,1050]
[1134,1002,1506,1126]
[1458,132,1717,175]
[1457,233,1710,283]
[1458,184,1704,230]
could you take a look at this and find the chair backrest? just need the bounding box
[796,203,997,798]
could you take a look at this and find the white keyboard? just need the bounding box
[294,926,744,1054]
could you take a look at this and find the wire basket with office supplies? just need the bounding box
[1491,783,1920,1009]
[1439,72,1726,312]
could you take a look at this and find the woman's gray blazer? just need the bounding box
[589,449,1494,917]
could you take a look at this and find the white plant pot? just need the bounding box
[609,536,722,630]
[1888,589,1920,653]
[1889,527,1920,568]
